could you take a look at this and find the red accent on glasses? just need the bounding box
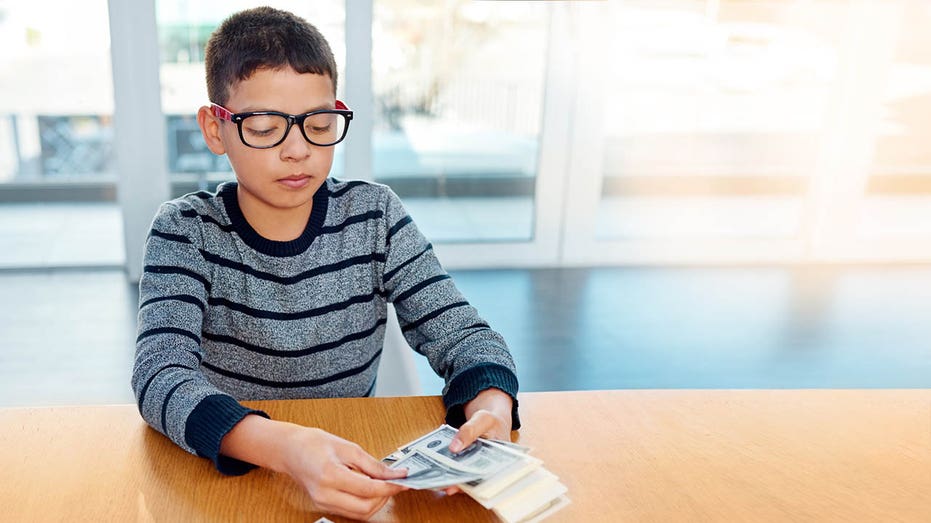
[210,103,233,120]
[210,100,350,119]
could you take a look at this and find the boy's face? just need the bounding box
[199,67,337,218]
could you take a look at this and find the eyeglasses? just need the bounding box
[210,100,353,149]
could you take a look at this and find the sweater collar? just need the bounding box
[219,180,329,257]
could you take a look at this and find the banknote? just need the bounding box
[492,474,568,523]
[398,425,528,455]
[388,425,569,522]
[468,467,559,509]
[401,425,537,477]
[385,449,484,489]
[397,425,458,454]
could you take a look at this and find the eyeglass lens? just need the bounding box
[240,112,347,147]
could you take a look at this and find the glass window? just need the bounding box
[372,0,548,242]
[156,1,346,194]
[0,1,115,183]
[596,1,846,240]
[859,1,931,240]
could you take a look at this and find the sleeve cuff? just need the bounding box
[184,394,270,476]
[443,363,521,430]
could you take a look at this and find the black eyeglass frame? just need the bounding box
[210,100,354,149]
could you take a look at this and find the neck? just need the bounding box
[236,187,313,241]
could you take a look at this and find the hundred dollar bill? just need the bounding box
[397,425,457,454]
[490,471,568,522]
[381,425,530,465]
[469,467,560,509]
[459,459,541,500]
[398,425,528,455]
[385,449,484,490]
[400,425,538,477]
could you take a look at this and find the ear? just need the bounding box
[197,105,227,155]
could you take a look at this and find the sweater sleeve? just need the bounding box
[379,189,520,429]
[132,202,268,475]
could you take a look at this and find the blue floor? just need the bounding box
[1,265,928,408]
[446,266,931,393]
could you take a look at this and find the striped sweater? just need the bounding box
[132,178,520,475]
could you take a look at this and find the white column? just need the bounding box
[108,0,170,282]
[344,0,374,181]
[801,1,903,260]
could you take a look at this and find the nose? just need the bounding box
[278,121,312,161]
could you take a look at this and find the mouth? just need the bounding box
[277,174,312,189]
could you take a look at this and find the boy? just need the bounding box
[132,6,520,521]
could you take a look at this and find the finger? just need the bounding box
[443,486,462,496]
[450,411,498,453]
[329,465,408,498]
[342,445,410,481]
[362,496,391,521]
[314,488,390,521]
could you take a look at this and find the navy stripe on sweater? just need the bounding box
[209,291,379,321]
[199,250,387,285]
[320,210,383,234]
[150,229,192,244]
[137,326,201,345]
[328,180,370,198]
[201,349,382,389]
[387,215,412,244]
[383,243,433,282]
[393,274,452,303]
[178,208,384,237]
[140,294,206,313]
[138,363,195,409]
[144,265,212,292]
[401,301,470,333]
[203,318,387,357]
[180,209,235,233]
[415,322,489,354]
[161,379,194,432]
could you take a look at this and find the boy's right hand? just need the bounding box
[279,427,409,520]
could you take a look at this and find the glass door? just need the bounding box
[561,0,931,265]
[561,0,883,265]
[813,0,931,261]
[371,0,566,267]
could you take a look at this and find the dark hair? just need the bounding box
[204,7,337,105]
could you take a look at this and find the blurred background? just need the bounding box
[1,0,929,406]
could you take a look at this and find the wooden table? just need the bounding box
[1,390,929,522]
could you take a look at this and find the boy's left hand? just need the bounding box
[443,387,514,496]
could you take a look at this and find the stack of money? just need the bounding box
[384,425,570,523]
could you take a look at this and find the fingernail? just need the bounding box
[449,438,463,453]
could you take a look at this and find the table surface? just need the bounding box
[1,389,929,522]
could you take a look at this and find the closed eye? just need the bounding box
[246,127,278,137]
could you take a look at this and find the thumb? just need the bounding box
[450,412,496,453]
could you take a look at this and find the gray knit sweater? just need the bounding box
[132,178,519,475]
